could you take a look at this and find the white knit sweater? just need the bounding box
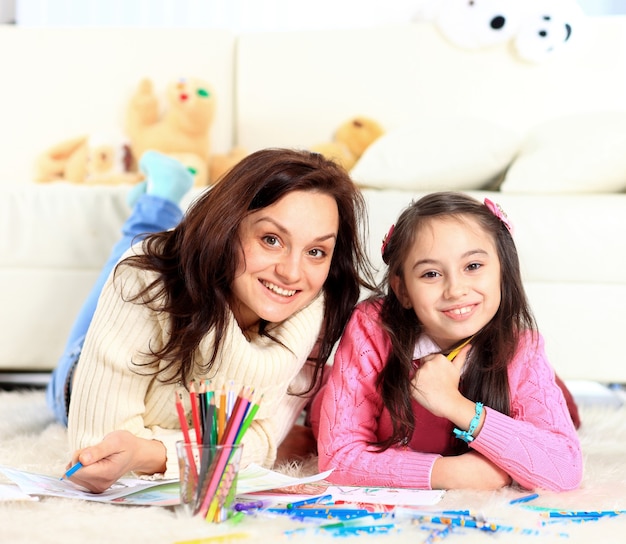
[67,255,324,479]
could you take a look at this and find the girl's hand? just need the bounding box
[66,430,167,494]
[410,345,471,419]
[431,450,512,490]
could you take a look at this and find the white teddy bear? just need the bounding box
[413,0,586,63]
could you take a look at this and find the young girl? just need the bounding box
[313,192,583,492]
[52,148,374,493]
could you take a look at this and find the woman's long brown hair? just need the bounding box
[116,148,375,393]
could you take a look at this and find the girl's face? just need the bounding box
[391,215,501,351]
[231,190,339,331]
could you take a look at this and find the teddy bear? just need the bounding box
[208,116,386,183]
[35,76,216,186]
[126,77,216,185]
[35,133,142,185]
[311,116,385,171]
[208,146,249,183]
[413,0,585,63]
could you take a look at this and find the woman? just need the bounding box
[53,148,374,493]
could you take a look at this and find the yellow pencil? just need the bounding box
[446,335,475,361]
[217,387,226,443]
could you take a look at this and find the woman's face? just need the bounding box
[231,190,339,331]
[391,215,502,351]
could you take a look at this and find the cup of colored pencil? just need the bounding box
[175,381,260,522]
[176,441,243,521]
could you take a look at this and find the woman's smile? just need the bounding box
[231,190,338,330]
[260,279,297,298]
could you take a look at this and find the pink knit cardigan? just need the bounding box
[312,300,583,492]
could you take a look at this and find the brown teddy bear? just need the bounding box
[35,133,142,185]
[311,116,384,171]
[126,77,216,186]
[35,76,216,186]
[209,146,249,183]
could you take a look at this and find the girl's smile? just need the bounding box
[441,303,478,320]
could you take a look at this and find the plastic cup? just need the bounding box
[176,441,243,522]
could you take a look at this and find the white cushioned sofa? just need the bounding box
[1,16,625,386]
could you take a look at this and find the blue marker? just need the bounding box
[60,461,83,480]
[286,493,333,509]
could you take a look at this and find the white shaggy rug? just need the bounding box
[1,389,625,544]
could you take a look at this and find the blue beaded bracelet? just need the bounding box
[453,402,484,443]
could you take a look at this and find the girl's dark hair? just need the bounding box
[117,148,374,394]
[374,191,536,451]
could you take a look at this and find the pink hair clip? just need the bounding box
[381,224,395,262]
[484,198,514,236]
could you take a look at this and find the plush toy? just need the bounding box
[311,116,384,171]
[126,77,216,185]
[209,146,249,183]
[35,135,88,182]
[513,0,585,63]
[414,0,585,63]
[35,133,142,185]
[426,0,525,49]
[35,76,216,186]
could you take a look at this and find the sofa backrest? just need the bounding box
[0,27,236,184]
[234,18,626,152]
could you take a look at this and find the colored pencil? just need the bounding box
[60,461,83,480]
[176,382,258,520]
[509,492,539,505]
[189,380,202,444]
[175,391,198,481]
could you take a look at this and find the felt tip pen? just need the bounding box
[284,518,394,537]
[546,510,625,519]
[395,508,473,518]
[415,515,500,532]
[331,523,395,536]
[509,493,539,505]
[268,507,372,520]
[286,493,333,509]
[233,500,268,511]
[60,461,83,480]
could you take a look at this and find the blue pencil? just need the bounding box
[509,493,540,505]
[60,461,83,480]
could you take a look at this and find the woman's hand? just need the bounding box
[431,450,512,490]
[66,430,167,493]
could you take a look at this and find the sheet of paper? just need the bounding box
[235,464,333,495]
[240,485,444,508]
[0,483,39,502]
[0,465,177,503]
[326,485,444,506]
[0,463,333,506]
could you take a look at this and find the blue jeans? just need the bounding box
[46,194,183,426]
